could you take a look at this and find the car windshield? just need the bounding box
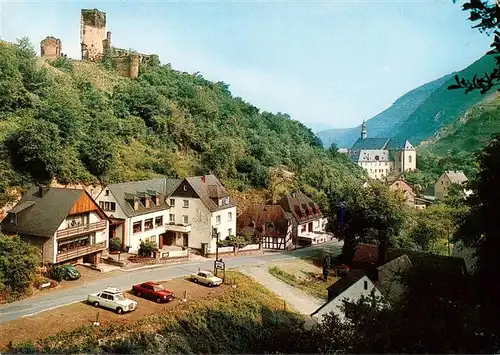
[114,294,125,301]
[205,272,214,278]
[153,285,164,291]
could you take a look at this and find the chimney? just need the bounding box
[201,175,206,183]
[39,186,49,198]
[377,241,388,266]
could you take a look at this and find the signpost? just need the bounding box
[214,258,226,281]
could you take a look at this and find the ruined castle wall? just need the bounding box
[80,9,107,61]
[40,37,62,60]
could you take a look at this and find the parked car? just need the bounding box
[87,287,137,314]
[60,264,81,280]
[132,282,175,303]
[190,270,223,287]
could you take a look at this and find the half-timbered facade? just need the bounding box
[237,205,293,250]
[1,186,109,265]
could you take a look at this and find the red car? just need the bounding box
[132,282,174,303]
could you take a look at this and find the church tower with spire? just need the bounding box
[361,120,367,140]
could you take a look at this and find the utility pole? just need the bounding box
[213,227,219,275]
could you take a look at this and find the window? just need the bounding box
[133,221,142,233]
[9,213,16,224]
[170,198,175,206]
[144,218,153,230]
[183,215,189,224]
[183,199,189,208]
[228,212,232,222]
[183,185,187,191]
[99,201,116,212]
[228,228,233,236]
[409,155,412,163]
[105,190,109,196]
[169,214,175,223]
[216,215,221,225]
[364,280,368,290]
[343,300,356,319]
[155,216,163,228]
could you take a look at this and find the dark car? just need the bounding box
[60,264,81,280]
[132,282,175,303]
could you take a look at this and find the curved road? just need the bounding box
[0,241,342,323]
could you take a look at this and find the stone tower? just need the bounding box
[80,9,108,61]
[40,36,62,60]
[361,120,367,140]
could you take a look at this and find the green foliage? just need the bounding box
[110,237,122,251]
[0,39,363,197]
[138,240,157,256]
[218,234,252,248]
[327,181,409,263]
[50,56,73,71]
[0,234,40,295]
[50,265,64,282]
[268,266,331,299]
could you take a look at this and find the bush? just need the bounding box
[218,235,252,248]
[0,234,40,296]
[110,237,122,251]
[50,266,64,282]
[138,240,157,257]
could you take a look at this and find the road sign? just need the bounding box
[215,260,225,270]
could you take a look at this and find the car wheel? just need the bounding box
[193,278,198,283]
[93,301,99,308]
[137,292,142,297]
[116,307,123,314]
[208,282,213,287]
[156,298,161,303]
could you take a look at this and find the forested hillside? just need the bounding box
[0,39,364,206]
[317,54,496,148]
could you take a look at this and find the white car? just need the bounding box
[87,287,137,314]
[191,270,223,287]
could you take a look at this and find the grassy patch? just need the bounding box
[268,266,335,300]
[8,272,307,354]
[296,244,342,267]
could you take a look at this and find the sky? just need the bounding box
[0,0,493,132]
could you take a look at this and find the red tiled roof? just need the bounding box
[352,243,379,265]
[277,191,323,223]
[237,205,290,238]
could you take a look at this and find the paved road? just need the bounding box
[0,241,342,324]
[239,265,324,314]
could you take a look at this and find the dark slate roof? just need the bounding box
[277,191,323,224]
[352,243,467,276]
[185,175,235,212]
[351,137,390,150]
[107,178,182,218]
[1,186,85,238]
[237,205,290,238]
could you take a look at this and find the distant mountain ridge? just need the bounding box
[317,54,496,149]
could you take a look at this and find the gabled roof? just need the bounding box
[352,243,379,266]
[443,170,468,185]
[184,175,235,212]
[377,254,412,275]
[237,205,290,238]
[277,191,323,224]
[351,138,390,150]
[1,186,100,238]
[106,178,182,218]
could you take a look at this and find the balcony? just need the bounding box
[56,241,107,263]
[56,220,107,239]
[165,223,192,233]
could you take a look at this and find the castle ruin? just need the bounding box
[79,8,150,78]
[40,36,62,60]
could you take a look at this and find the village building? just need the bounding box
[434,170,471,200]
[311,270,382,324]
[277,191,330,246]
[1,186,109,265]
[348,120,416,180]
[237,205,293,250]
[95,175,236,255]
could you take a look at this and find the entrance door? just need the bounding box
[158,234,164,249]
[308,222,313,233]
[183,233,188,247]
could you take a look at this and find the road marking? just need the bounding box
[20,299,85,318]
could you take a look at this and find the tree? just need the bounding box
[0,234,40,295]
[6,119,65,181]
[78,133,116,177]
[327,181,408,264]
[449,0,500,94]
[322,254,331,280]
[455,135,500,345]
